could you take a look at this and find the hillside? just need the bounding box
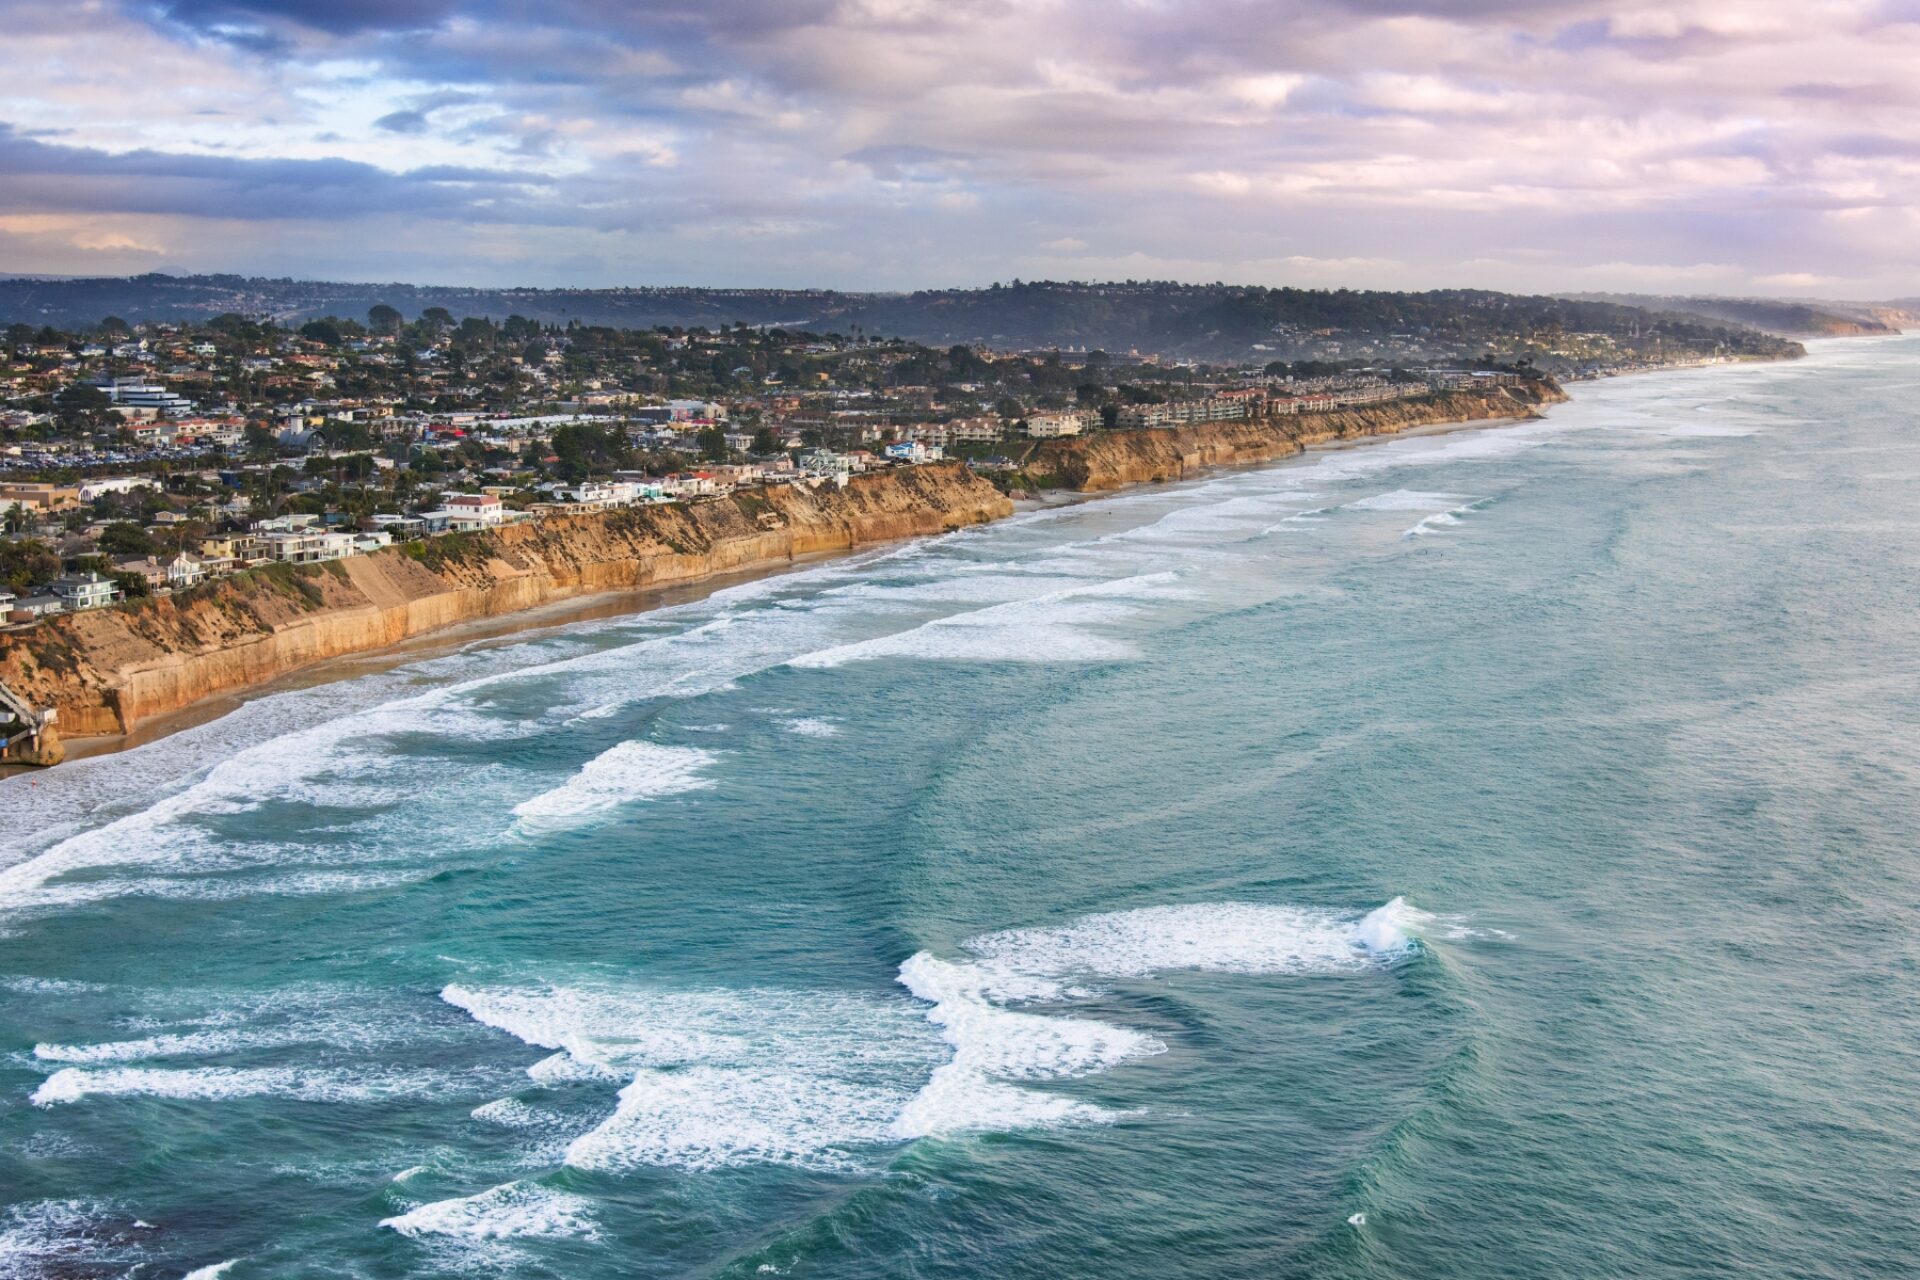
[1565,293,1906,338]
[0,275,1802,371]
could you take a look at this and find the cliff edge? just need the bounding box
[0,462,1010,738]
[0,383,1566,750]
[1028,382,1567,491]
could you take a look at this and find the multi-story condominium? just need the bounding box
[1024,411,1083,438]
[1114,397,1249,429]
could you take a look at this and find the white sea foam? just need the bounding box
[565,1064,913,1172]
[1353,897,1432,952]
[380,1181,596,1241]
[1,975,109,995]
[471,1098,577,1131]
[0,687,530,913]
[439,901,1426,1172]
[787,573,1178,669]
[891,951,1154,1139]
[525,1050,622,1085]
[822,573,1096,606]
[1403,512,1461,536]
[1344,489,1466,512]
[24,866,436,910]
[1403,498,1488,538]
[31,1065,448,1107]
[444,983,751,1076]
[511,741,717,824]
[891,899,1424,1139]
[446,982,941,1172]
[0,1199,144,1279]
[779,717,841,738]
[1656,422,1756,438]
[34,1027,303,1064]
[182,1260,240,1279]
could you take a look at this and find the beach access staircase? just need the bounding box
[0,679,58,764]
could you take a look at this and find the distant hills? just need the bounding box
[1563,293,1914,338]
[0,273,1830,369]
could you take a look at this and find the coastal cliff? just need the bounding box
[1028,383,1567,491]
[0,462,1009,738]
[0,384,1564,748]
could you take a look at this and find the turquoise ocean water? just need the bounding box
[4,338,1919,1278]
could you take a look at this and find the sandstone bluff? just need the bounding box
[0,381,1562,746]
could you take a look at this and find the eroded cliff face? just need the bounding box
[0,463,1010,737]
[0,387,1565,747]
[1030,383,1567,491]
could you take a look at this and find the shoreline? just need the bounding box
[49,546,865,765]
[22,405,1548,769]
[0,364,1747,772]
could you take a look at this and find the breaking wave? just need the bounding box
[511,741,717,825]
[786,573,1180,668]
[892,898,1425,1138]
[31,1065,452,1107]
[438,899,1425,1178]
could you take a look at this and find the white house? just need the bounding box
[51,572,121,610]
[418,493,519,532]
[259,530,355,563]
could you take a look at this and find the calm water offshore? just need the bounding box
[4,338,1919,1279]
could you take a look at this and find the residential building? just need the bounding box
[1115,397,1249,429]
[259,530,356,563]
[0,482,81,513]
[945,416,1004,445]
[1024,411,1084,438]
[201,533,264,564]
[418,493,517,532]
[367,514,427,538]
[9,595,63,622]
[51,572,122,610]
[78,475,159,502]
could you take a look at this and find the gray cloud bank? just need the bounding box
[1,0,1917,293]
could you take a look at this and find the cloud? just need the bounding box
[0,123,548,224]
[0,0,1911,292]
[157,0,460,37]
[373,109,429,134]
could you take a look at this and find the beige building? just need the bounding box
[1023,411,1083,439]
[0,482,81,513]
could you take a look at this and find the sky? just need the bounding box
[2,0,1919,297]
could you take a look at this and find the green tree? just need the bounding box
[696,425,729,462]
[54,382,112,429]
[368,304,403,334]
[244,423,279,458]
[98,521,154,557]
[0,539,59,594]
[549,423,632,482]
[749,426,782,456]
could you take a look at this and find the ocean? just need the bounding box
[4,337,1918,1279]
